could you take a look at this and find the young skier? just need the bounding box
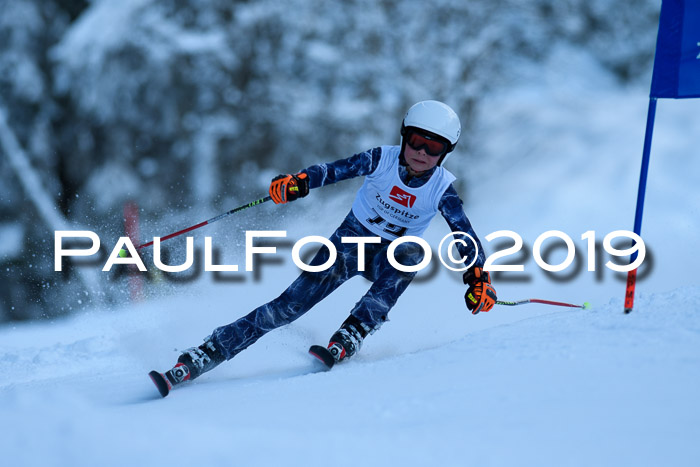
[149,100,497,396]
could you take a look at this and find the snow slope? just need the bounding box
[1,285,699,467]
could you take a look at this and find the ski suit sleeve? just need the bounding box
[300,147,383,189]
[438,185,487,268]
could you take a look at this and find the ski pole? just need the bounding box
[496,299,590,310]
[129,196,272,251]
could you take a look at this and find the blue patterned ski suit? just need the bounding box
[211,147,485,360]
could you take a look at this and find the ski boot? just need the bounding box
[149,337,225,397]
[309,315,370,369]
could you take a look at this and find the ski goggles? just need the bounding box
[405,130,449,157]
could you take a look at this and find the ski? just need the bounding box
[150,347,334,398]
[148,362,191,398]
[308,345,336,369]
[148,370,172,398]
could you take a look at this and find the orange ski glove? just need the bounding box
[463,266,497,314]
[269,172,309,204]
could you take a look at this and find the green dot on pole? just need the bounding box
[583,302,591,310]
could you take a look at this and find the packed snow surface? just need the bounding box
[1,285,699,466]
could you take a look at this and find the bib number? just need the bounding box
[366,213,407,238]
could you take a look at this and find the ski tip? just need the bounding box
[582,301,591,310]
[148,370,171,398]
[308,345,335,369]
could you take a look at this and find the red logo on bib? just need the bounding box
[388,186,417,208]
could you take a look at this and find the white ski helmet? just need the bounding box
[401,100,461,164]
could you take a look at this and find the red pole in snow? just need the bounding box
[124,201,143,301]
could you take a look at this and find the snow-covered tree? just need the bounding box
[0,0,659,321]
